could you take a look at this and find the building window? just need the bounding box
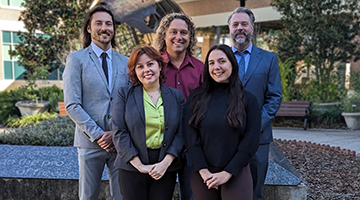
[2,31,62,80]
[1,0,24,7]
[2,31,25,80]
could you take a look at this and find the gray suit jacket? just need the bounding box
[112,85,185,172]
[63,45,129,148]
[242,46,282,144]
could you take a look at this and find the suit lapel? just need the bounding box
[110,51,118,94]
[88,46,110,93]
[134,86,145,125]
[243,46,261,87]
[160,85,171,149]
[161,85,171,134]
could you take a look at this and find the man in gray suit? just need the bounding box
[228,7,282,200]
[63,5,128,200]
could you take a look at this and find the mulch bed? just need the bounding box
[274,139,360,199]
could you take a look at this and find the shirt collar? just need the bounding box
[231,43,253,55]
[90,42,112,60]
[162,51,195,69]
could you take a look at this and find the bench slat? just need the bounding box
[276,101,312,130]
[58,102,67,116]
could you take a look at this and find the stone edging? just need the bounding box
[273,138,360,157]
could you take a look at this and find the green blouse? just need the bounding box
[143,88,165,149]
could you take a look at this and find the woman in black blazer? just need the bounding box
[112,45,184,200]
[183,44,261,200]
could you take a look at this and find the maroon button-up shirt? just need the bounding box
[162,51,204,101]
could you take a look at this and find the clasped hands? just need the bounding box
[136,162,168,180]
[199,168,232,190]
[130,154,175,180]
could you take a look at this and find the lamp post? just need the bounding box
[237,0,246,7]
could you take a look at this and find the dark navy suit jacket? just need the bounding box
[241,45,282,144]
[112,85,185,172]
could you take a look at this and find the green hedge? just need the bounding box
[0,116,74,146]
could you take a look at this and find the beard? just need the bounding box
[231,30,253,47]
[97,30,112,44]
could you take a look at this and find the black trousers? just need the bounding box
[190,164,253,200]
[118,149,177,200]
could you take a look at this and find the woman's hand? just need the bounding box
[199,169,213,185]
[149,154,175,180]
[205,171,232,189]
[130,156,153,174]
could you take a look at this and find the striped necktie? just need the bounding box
[237,51,246,81]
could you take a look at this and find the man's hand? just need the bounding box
[96,131,115,152]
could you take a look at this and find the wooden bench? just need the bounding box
[58,102,67,116]
[276,101,312,130]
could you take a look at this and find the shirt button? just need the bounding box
[108,115,111,119]
[158,118,160,120]
[177,82,180,85]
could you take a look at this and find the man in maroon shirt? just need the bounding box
[154,13,203,101]
[154,13,203,200]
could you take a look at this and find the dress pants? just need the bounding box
[78,147,122,200]
[178,152,195,200]
[190,165,253,200]
[118,148,177,200]
[250,144,270,200]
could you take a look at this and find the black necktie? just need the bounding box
[101,52,109,84]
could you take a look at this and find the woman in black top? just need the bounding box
[183,44,261,200]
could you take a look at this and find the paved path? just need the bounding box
[2,126,360,154]
[273,127,360,154]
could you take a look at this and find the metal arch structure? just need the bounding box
[89,0,183,34]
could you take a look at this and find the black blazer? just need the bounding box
[112,85,185,172]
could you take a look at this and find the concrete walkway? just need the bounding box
[273,127,360,154]
[2,126,360,154]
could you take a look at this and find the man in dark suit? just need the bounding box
[63,5,128,200]
[228,7,282,200]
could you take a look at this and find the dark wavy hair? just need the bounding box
[154,13,197,56]
[127,45,167,86]
[189,44,245,128]
[82,5,117,49]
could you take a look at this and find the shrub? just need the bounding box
[278,58,297,101]
[0,85,63,125]
[312,105,345,127]
[4,112,58,128]
[0,116,75,146]
[0,89,26,124]
[341,93,360,113]
[350,70,360,93]
[48,89,64,113]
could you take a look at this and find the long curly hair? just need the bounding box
[154,13,197,56]
[127,45,167,86]
[189,44,245,128]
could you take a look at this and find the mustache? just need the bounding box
[234,30,248,37]
[99,30,110,35]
